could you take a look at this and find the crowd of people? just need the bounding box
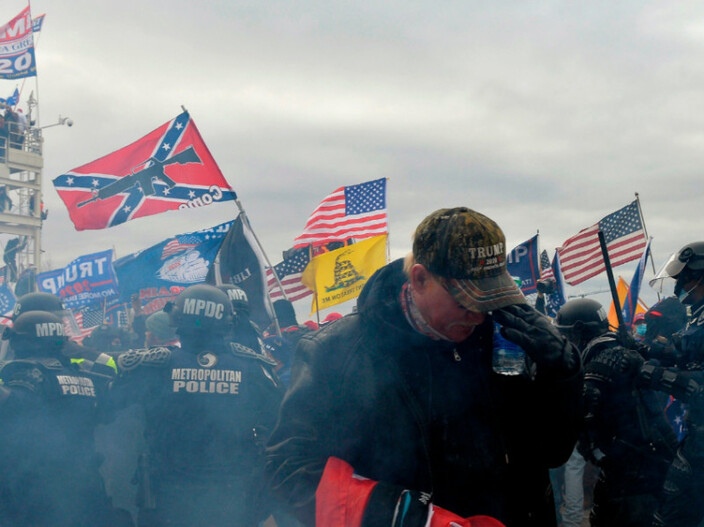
[0,206,701,527]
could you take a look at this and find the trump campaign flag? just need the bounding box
[557,200,647,286]
[506,235,540,295]
[294,178,388,249]
[36,249,119,309]
[301,234,387,313]
[0,6,37,80]
[53,111,236,230]
[114,220,233,314]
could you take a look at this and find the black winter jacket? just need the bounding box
[266,259,582,526]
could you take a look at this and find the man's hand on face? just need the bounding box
[493,304,578,377]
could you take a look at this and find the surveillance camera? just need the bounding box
[66,119,73,127]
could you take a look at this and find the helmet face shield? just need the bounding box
[650,252,679,294]
[651,242,704,294]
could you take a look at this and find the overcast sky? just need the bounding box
[4,0,704,316]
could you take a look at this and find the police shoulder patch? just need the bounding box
[0,360,50,392]
[117,347,172,372]
[229,342,277,366]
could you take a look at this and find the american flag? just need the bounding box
[540,249,554,280]
[66,305,105,343]
[161,235,201,259]
[266,246,312,302]
[557,201,647,286]
[293,178,388,248]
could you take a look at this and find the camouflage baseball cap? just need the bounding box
[413,207,526,312]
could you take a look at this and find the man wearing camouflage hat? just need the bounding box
[266,207,583,527]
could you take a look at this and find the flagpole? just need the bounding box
[313,261,321,327]
[212,255,223,286]
[384,177,391,264]
[28,1,40,128]
[634,193,660,301]
[233,199,282,337]
[101,296,107,325]
[16,17,41,112]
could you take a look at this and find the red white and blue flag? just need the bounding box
[53,111,236,230]
[266,245,313,303]
[557,200,647,286]
[0,6,37,80]
[293,178,388,248]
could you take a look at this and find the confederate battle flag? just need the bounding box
[53,111,236,231]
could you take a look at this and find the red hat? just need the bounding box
[322,313,343,324]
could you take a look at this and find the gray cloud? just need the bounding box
[5,0,703,315]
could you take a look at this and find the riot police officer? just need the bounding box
[0,291,69,361]
[635,241,704,526]
[0,310,122,526]
[553,299,609,527]
[217,283,264,354]
[108,284,283,527]
[4,292,118,375]
[567,299,678,526]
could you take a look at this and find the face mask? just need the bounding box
[635,324,647,337]
[676,277,702,305]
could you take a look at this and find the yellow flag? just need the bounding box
[608,276,648,329]
[301,234,388,314]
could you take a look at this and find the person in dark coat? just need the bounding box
[108,284,283,527]
[266,207,582,527]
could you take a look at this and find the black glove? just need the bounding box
[585,347,644,384]
[493,303,577,376]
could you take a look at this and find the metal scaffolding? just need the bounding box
[0,112,43,288]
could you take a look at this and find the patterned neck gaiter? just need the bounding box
[400,282,451,341]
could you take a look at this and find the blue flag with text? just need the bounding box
[113,220,233,314]
[36,249,119,309]
[507,235,540,295]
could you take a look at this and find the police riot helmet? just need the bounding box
[217,284,250,317]
[13,292,66,318]
[165,284,232,335]
[668,242,704,302]
[3,310,67,357]
[555,298,609,349]
[664,242,704,279]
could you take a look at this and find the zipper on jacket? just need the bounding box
[452,348,461,362]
